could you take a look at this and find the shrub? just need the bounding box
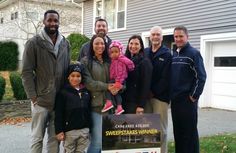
[0,75,6,101]
[0,41,19,71]
[67,33,90,61]
[9,72,27,100]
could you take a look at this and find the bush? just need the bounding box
[0,41,19,71]
[0,75,6,101]
[67,33,90,61]
[9,72,27,100]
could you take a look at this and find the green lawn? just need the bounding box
[168,133,236,153]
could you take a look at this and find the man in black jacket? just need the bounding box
[170,26,206,153]
[144,26,172,153]
[55,63,91,153]
[77,18,112,61]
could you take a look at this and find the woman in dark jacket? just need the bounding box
[123,35,153,114]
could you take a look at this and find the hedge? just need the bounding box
[9,72,27,100]
[0,41,19,71]
[0,75,6,101]
[67,33,90,61]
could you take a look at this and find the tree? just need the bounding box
[4,0,82,40]
[67,33,90,61]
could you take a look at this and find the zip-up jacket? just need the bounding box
[170,42,207,100]
[144,45,172,103]
[54,85,91,134]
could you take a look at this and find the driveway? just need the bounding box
[0,108,236,153]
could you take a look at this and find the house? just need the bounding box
[0,0,82,62]
[79,0,236,111]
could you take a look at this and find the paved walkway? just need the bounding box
[0,108,236,153]
[168,108,236,140]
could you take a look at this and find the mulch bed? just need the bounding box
[0,117,31,125]
[0,100,31,125]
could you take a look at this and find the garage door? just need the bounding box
[211,40,236,111]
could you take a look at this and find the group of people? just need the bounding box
[21,10,206,153]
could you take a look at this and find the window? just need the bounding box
[142,28,174,48]
[15,12,18,19]
[214,57,236,67]
[95,0,102,20]
[11,13,14,20]
[94,0,126,30]
[26,11,39,21]
[11,12,18,20]
[146,35,175,49]
[117,0,125,28]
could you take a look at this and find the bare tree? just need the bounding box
[12,0,81,40]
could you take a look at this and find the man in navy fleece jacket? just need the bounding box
[144,26,172,153]
[170,26,206,153]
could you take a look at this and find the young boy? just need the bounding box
[54,63,91,153]
[101,40,134,115]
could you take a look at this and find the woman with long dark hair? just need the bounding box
[123,34,153,114]
[81,34,114,153]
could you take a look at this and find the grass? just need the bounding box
[168,133,236,153]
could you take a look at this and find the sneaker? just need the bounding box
[115,107,125,115]
[101,100,114,112]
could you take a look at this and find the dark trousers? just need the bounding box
[106,80,122,106]
[123,101,138,114]
[171,96,199,153]
[106,91,122,106]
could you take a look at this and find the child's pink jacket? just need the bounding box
[110,55,134,84]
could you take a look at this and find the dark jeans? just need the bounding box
[171,96,199,153]
[105,91,122,106]
[106,79,123,106]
